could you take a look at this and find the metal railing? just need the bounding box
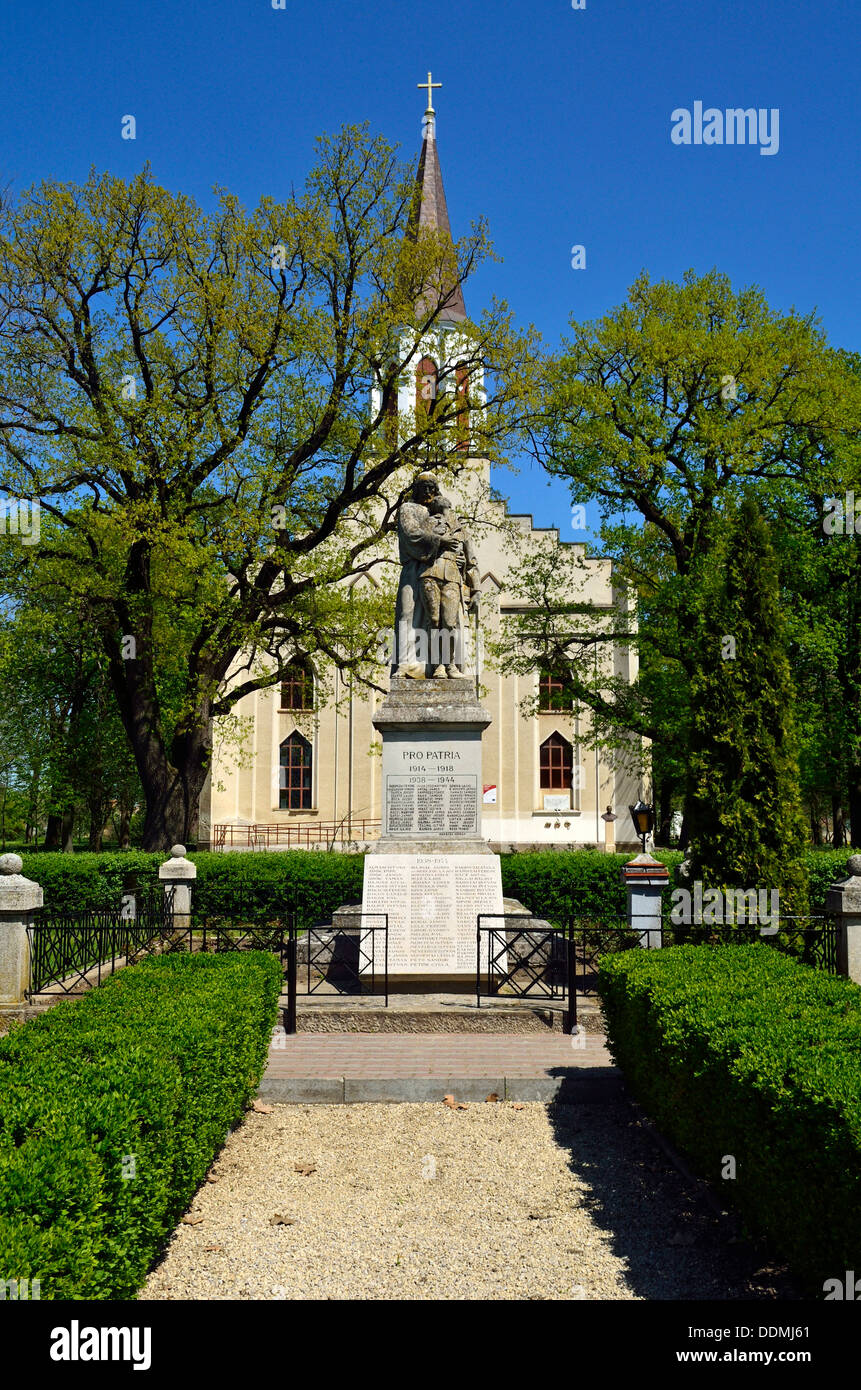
[28,888,175,996]
[477,913,840,1032]
[29,900,388,1034]
[212,820,381,850]
[157,913,388,1033]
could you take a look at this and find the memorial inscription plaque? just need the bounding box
[362,853,504,975]
[381,732,481,839]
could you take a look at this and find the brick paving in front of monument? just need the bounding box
[265,1032,611,1077]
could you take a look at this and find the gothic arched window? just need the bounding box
[540,732,573,790]
[538,667,575,713]
[416,357,438,417]
[383,362,399,446]
[279,732,312,810]
[280,660,314,711]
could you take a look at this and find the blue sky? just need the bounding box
[3,0,858,534]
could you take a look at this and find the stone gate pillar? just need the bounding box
[0,853,42,1009]
[159,844,197,931]
[826,855,861,984]
[621,853,669,948]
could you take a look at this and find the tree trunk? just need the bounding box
[118,807,131,850]
[655,777,672,847]
[61,804,75,852]
[849,774,861,849]
[102,589,215,851]
[44,812,62,850]
[832,792,846,849]
[137,729,211,851]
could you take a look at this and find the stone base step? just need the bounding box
[284,996,604,1034]
[259,1072,622,1104]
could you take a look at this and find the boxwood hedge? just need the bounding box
[0,951,282,1299]
[598,943,861,1289]
[16,845,848,920]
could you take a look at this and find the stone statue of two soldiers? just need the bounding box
[394,472,480,679]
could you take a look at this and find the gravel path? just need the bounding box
[140,1100,798,1302]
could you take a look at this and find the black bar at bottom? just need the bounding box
[566,927,577,1033]
[284,928,297,1035]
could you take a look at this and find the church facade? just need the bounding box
[199,86,643,853]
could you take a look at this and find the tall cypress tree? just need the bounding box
[687,496,809,916]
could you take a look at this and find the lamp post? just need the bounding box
[620,805,667,949]
[628,801,654,854]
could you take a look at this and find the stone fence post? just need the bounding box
[621,853,669,948]
[0,853,42,1009]
[159,844,197,931]
[825,855,861,985]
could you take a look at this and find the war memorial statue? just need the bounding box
[393,472,480,679]
[359,469,504,983]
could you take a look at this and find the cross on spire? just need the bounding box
[418,71,442,113]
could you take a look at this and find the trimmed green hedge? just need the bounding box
[17,846,850,920]
[0,951,282,1299]
[501,850,680,921]
[598,944,861,1289]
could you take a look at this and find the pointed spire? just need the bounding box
[408,73,467,324]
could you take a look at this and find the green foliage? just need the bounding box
[20,851,164,912]
[0,141,539,848]
[21,846,851,917]
[687,498,810,913]
[192,850,366,928]
[599,944,861,1289]
[805,849,853,911]
[502,269,861,849]
[0,952,281,1299]
[500,850,679,921]
[0,577,141,852]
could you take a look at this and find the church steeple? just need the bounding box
[408,73,467,324]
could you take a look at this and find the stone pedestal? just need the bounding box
[362,676,504,981]
[826,856,861,984]
[159,844,197,929]
[621,853,669,947]
[0,853,41,1009]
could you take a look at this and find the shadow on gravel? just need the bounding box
[546,1092,802,1301]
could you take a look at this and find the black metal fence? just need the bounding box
[477,913,839,1031]
[27,899,387,1034]
[28,888,176,996]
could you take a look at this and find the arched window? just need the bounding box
[378,361,399,448]
[280,660,314,711]
[416,356,438,418]
[279,732,312,810]
[538,667,575,713]
[540,732,573,790]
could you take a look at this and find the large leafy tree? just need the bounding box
[762,350,861,846]
[0,562,143,850]
[498,269,860,847]
[0,127,538,847]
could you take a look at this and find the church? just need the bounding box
[199,81,643,854]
